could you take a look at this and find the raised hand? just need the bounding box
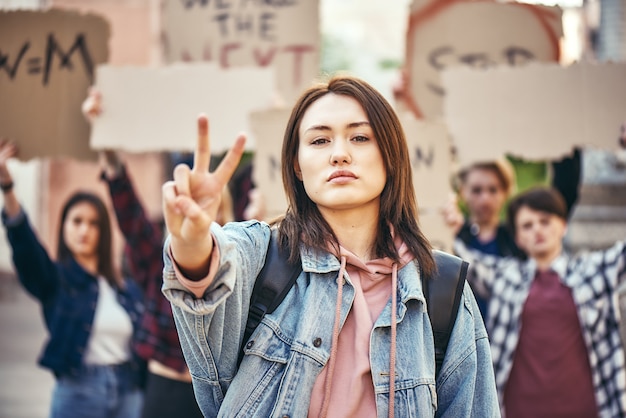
[0,139,20,217]
[82,86,102,122]
[0,138,17,184]
[440,192,465,235]
[82,87,124,178]
[163,115,246,277]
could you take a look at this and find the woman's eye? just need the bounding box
[311,137,329,145]
[352,135,369,142]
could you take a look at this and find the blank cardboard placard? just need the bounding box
[250,108,291,219]
[442,62,626,165]
[0,9,109,161]
[161,0,320,105]
[405,0,561,119]
[90,63,274,153]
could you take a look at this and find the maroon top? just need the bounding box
[504,269,598,418]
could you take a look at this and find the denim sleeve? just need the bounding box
[435,283,501,418]
[161,220,271,408]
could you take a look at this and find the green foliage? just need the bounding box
[507,156,550,193]
[378,58,401,70]
[320,34,352,75]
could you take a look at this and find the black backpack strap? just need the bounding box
[423,250,468,377]
[238,228,301,366]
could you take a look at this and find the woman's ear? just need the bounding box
[294,161,302,181]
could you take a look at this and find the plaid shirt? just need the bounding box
[455,239,626,418]
[104,167,187,372]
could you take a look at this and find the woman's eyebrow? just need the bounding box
[303,121,370,134]
[347,121,370,129]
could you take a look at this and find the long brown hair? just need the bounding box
[57,191,121,288]
[278,75,435,276]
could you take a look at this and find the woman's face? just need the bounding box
[514,206,566,260]
[295,93,386,216]
[63,201,100,260]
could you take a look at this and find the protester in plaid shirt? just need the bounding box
[101,156,205,418]
[455,187,626,418]
[84,89,205,418]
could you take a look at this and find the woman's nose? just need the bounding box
[330,140,351,165]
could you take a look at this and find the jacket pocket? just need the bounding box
[388,380,437,417]
[225,323,292,417]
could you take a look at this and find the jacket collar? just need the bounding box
[299,245,425,305]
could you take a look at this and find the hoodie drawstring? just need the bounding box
[388,263,398,418]
[319,258,399,418]
[319,256,347,418]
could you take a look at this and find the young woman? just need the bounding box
[454,187,626,417]
[0,140,145,418]
[161,75,499,417]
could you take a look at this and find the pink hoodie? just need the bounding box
[308,237,414,418]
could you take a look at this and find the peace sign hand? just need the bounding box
[163,115,246,277]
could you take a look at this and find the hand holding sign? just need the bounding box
[163,115,246,278]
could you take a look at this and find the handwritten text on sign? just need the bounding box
[0,9,109,161]
[1,34,95,86]
[162,0,320,104]
[404,0,562,119]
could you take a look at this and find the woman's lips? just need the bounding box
[328,170,357,184]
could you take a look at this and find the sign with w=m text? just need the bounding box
[0,9,109,161]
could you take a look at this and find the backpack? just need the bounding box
[241,229,468,377]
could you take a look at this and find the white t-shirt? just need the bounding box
[83,276,133,365]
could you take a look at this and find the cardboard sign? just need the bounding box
[0,9,109,161]
[404,0,562,119]
[402,116,455,251]
[250,107,291,219]
[442,62,626,165]
[402,116,454,209]
[90,63,275,153]
[161,0,320,104]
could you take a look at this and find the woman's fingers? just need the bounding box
[173,163,192,198]
[192,115,211,174]
[0,139,17,162]
[82,87,102,120]
[164,118,247,239]
[213,134,247,185]
[162,180,183,234]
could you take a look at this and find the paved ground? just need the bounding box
[0,280,54,418]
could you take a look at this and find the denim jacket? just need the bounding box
[162,221,499,417]
[2,210,145,383]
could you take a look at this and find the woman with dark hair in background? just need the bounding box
[0,140,145,418]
